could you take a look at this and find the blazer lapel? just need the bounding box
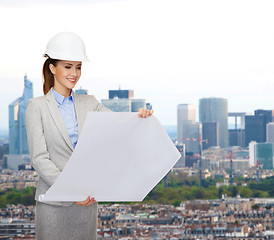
[46,88,74,151]
[73,92,85,140]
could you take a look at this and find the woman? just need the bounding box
[26,32,153,240]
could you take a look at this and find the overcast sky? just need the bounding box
[1,0,274,130]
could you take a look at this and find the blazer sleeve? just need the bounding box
[26,99,61,187]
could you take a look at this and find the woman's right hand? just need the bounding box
[75,196,96,206]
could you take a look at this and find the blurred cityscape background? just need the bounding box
[1,76,274,239]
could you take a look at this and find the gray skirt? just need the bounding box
[35,201,98,240]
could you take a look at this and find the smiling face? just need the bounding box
[49,60,82,97]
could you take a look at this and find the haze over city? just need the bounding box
[1,0,274,131]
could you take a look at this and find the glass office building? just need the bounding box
[256,143,273,170]
[199,98,228,148]
[9,75,33,154]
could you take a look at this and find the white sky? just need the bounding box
[1,0,274,130]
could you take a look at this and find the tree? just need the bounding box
[239,187,252,198]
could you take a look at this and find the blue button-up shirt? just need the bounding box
[52,88,78,149]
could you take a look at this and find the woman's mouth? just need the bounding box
[67,78,76,82]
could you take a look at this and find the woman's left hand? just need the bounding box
[138,108,154,118]
[75,196,96,206]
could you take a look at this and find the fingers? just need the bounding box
[138,108,154,118]
[86,197,96,206]
[138,108,144,118]
[75,196,96,206]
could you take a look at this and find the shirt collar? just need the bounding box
[52,87,75,105]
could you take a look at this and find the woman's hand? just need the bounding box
[75,196,96,206]
[138,108,154,118]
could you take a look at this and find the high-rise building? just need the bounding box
[257,143,274,170]
[177,104,196,144]
[267,122,274,143]
[177,104,200,154]
[255,109,272,124]
[185,153,199,168]
[249,141,274,169]
[75,87,88,95]
[249,141,256,166]
[229,129,245,147]
[102,89,150,112]
[174,143,185,168]
[9,75,33,154]
[0,144,9,169]
[202,122,218,150]
[183,123,202,154]
[228,112,246,147]
[255,109,272,141]
[199,98,228,148]
[245,115,265,147]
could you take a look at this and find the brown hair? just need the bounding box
[42,58,59,95]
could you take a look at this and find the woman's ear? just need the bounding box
[49,63,56,75]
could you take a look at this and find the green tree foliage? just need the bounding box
[144,174,274,204]
[2,175,274,207]
[0,187,35,208]
[239,187,253,198]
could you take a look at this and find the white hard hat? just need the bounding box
[43,32,89,61]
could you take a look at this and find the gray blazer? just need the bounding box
[26,87,110,206]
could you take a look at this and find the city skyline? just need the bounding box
[1,0,274,129]
[2,77,274,132]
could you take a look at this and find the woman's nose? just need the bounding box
[71,67,77,76]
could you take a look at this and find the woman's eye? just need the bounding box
[77,67,82,70]
[65,66,71,69]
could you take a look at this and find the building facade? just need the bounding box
[109,89,134,99]
[267,122,274,143]
[102,89,150,112]
[256,143,274,170]
[75,87,88,95]
[249,141,274,169]
[177,104,196,143]
[9,75,33,154]
[177,104,200,153]
[202,122,218,150]
[199,98,228,148]
[228,112,246,147]
[101,98,131,112]
[245,115,265,147]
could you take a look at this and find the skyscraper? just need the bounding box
[177,104,200,153]
[228,112,246,147]
[245,115,265,147]
[249,142,274,170]
[202,122,218,150]
[267,122,274,143]
[199,98,228,148]
[177,104,196,144]
[255,109,272,141]
[9,75,33,154]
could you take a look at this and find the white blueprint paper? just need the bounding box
[40,112,181,202]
